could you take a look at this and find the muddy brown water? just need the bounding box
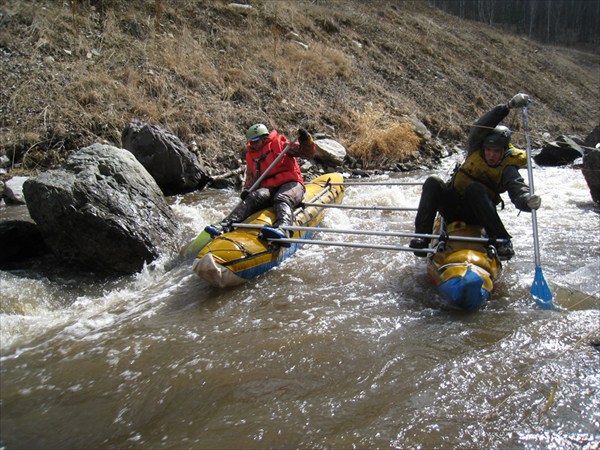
[1,165,598,449]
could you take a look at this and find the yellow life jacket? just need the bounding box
[452,146,527,204]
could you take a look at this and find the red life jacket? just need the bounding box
[245,130,304,188]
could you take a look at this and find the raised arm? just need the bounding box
[287,128,316,158]
[466,93,530,155]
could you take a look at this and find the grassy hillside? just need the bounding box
[1,0,598,178]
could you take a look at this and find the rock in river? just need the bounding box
[23,144,179,274]
[122,122,209,195]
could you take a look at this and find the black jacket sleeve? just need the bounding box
[501,165,531,211]
[466,104,511,155]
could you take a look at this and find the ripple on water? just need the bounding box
[1,168,599,449]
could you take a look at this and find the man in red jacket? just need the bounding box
[205,123,316,243]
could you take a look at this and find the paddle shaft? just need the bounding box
[248,144,291,192]
[232,223,508,244]
[523,104,554,308]
[522,105,541,267]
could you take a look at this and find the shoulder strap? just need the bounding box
[252,149,273,180]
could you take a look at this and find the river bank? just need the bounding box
[1,0,598,183]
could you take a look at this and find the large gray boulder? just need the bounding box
[23,144,178,274]
[121,122,209,195]
[582,149,600,204]
[534,135,585,166]
[314,137,347,166]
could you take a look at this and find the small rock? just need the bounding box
[4,176,28,204]
[228,3,252,9]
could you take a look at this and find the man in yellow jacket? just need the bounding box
[410,93,541,260]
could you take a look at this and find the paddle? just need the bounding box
[522,104,554,309]
[314,181,423,186]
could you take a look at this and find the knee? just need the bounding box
[273,183,303,206]
[424,176,444,189]
[247,188,271,205]
[421,176,446,198]
[242,189,271,209]
[273,192,294,206]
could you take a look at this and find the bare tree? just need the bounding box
[426,0,599,49]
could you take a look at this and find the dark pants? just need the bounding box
[414,176,511,240]
[225,181,306,228]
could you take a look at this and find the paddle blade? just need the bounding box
[179,229,213,258]
[531,265,554,309]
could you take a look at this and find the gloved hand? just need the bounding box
[240,190,250,200]
[526,194,541,210]
[509,93,530,108]
[297,128,311,143]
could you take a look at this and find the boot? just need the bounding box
[263,202,294,248]
[495,240,514,261]
[409,237,430,257]
[273,202,294,229]
[204,220,233,238]
[260,226,292,248]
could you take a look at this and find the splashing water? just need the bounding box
[1,166,598,449]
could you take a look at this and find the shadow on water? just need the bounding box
[573,200,600,214]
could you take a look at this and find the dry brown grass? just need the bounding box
[348,103,421,169]
[349,123,421,169]
[0,0,598,177]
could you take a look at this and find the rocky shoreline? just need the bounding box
[1,121,598,276]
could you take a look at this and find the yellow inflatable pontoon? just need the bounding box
[427,220,503,310]
[191,173,345,287]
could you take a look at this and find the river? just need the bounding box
[1,162,598,449]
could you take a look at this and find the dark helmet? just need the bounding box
[483,125,512,149]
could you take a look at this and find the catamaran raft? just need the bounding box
[185,173,345,287]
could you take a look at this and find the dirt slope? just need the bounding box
[0,0,598,178]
